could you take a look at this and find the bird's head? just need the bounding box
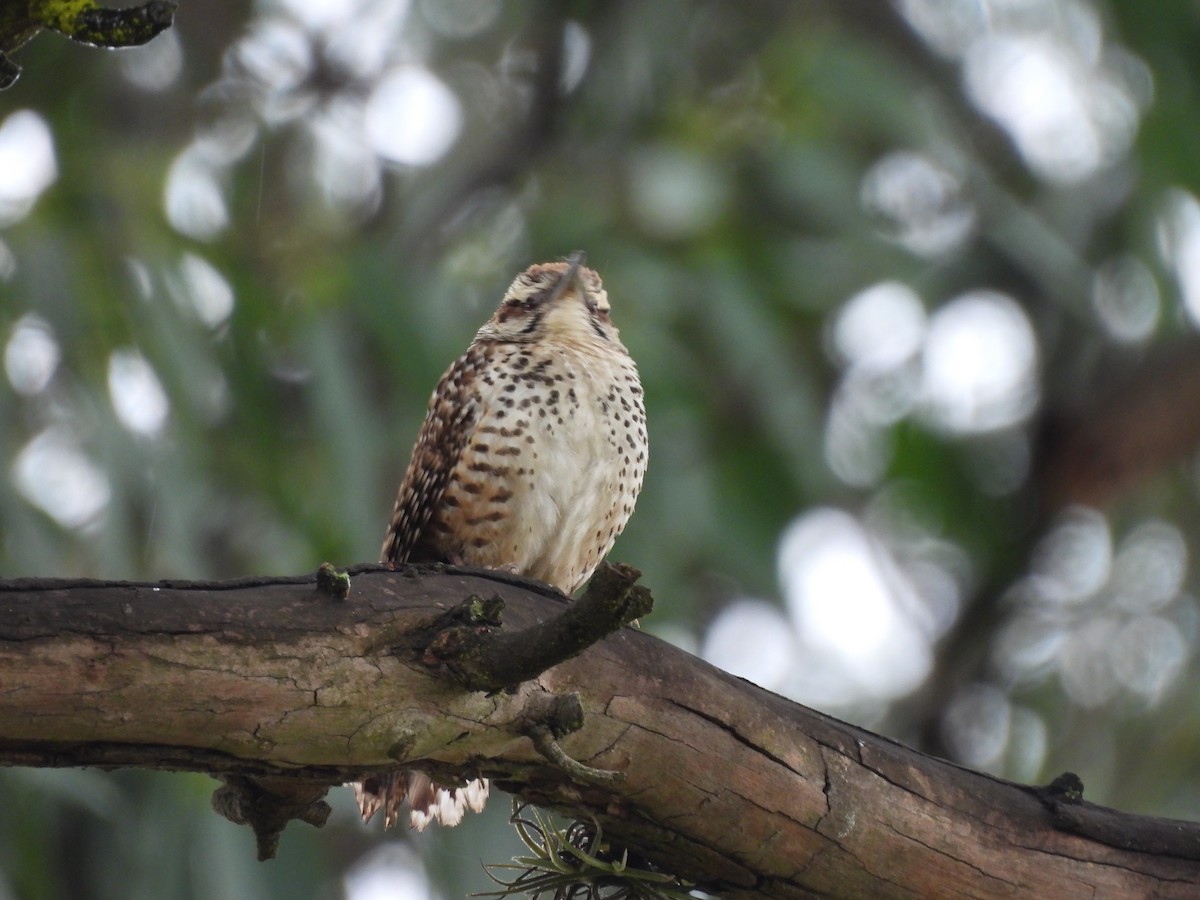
[476,253,623,349]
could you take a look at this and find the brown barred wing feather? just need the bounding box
[380,345,489,565]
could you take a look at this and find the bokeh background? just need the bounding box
[4,0,1200,897]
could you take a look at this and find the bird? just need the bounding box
[354,253,647,830]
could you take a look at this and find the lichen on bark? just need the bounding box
[0,0,177,89]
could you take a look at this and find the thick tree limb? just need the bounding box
[2,568,1199,897]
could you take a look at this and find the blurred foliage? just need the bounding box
[5,0,1200,897]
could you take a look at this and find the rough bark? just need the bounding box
[1,567,1198,898]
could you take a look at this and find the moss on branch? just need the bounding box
[0,0,177,89]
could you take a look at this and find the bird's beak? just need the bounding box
[547,250,587,305]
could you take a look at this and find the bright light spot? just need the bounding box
[232,19,314,96]
[860,488,969,634]
[941,683,1011,769]
[1109,519,1186,613]
[826,283,927,485]
[964,32,1138,183]
[920,290,1038,433]
[108,349,170,437]
[421,0,500,39]
[628,146,730,240]
[0,110,57,226]
[1031,506,1111,604]
[119,28,183,91]
[325,0,411,79]
[860,152,974,255]
[833,282,926,372]
[561,20,592,92]
[824,387,892,487]
[13,427,111,529]
[344,844,433,900]
[1007,706,1049,783]
[5,315,60,395]
[1157,190,1200,328]
[903,0,1149,185]
[307,98,382,212]
[1111,616,1186,703]
[1058,615,1120,707]
[995,510,1189,706]
[779,508,932,702]
[701,599,796,691]
[192,112,259,167]
[1091,255,1159,342]
[993,607,1065,683]
[366,67,462,166]
[178,253,235,328]
[164,149,229,241]
[274,0,359,30]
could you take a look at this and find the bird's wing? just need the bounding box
[380,345,488,564]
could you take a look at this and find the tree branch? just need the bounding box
[0,0,176,89]
[418,561,652,692]
[2,568,1198,897]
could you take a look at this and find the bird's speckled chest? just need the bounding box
[426,339,646,593]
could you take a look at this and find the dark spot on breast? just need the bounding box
[466,511,506,525]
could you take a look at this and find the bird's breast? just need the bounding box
[433,343,647,592]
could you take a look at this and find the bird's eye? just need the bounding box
[518,286,553,307]
[502,284,553,313]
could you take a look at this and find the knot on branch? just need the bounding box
[211,776,332,861]
[521,692,624,786]
[1039,771,1085,806]
[315,562,350,600]
[419,562,652,693]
